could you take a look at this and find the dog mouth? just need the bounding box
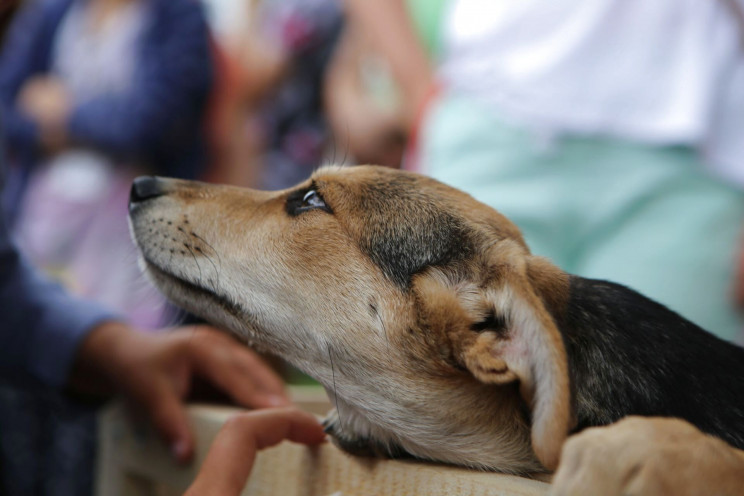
[143,259,245,319]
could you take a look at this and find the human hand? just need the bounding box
[18,76,71,150]
[71,322,292,462]
[550,417,744,496]
[185,408,326,496]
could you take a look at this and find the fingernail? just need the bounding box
[172,439,189,460]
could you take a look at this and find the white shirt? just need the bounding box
[439,0,744,184]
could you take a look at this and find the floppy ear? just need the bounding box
[414,243,573,471]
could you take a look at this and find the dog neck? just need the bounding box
[322,378,547,473]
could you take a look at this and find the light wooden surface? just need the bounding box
[95,387,550,496]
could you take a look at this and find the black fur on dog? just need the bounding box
[558,277,744,449]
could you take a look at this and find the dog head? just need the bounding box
[128,166,573,473]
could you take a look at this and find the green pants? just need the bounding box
[420,93,744,342]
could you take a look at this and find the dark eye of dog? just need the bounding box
[302,190,324,208]
[286,187,332,216]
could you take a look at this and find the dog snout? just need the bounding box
[130,176,167,206]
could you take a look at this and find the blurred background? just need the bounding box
[0,0,742,494]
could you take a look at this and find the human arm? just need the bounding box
[323,28,407,168]
[230,18,289,106]
[0,202,115,387]
[342,0,435,128]
[185,408,326,496]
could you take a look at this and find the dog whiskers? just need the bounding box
[185,244,204,286]
[190,231,223,290]
[175,225,206,288]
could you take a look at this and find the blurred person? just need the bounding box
[205,0,343,191]
[345,0,744,343]
[0,0,214,329]
[198,0,284,188]
[249,0,343,191]
[0,0,214,493]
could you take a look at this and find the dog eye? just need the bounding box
[286,186,332,216]
[302,190,325,209]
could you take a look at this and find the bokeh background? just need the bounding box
[0,0,742,494]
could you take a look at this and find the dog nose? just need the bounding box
[130,176,165,204]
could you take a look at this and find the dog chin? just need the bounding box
[141,259,251,334]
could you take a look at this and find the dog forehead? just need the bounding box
[312,166,479,288]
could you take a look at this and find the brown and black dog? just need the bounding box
[128,166,744,488]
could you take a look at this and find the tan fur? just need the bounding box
[129,166,576,473]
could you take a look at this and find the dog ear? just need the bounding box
[414,243,572,470]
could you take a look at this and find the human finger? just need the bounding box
[185,408,325,496]
[185,329,291,408]
[129,375,194,463]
